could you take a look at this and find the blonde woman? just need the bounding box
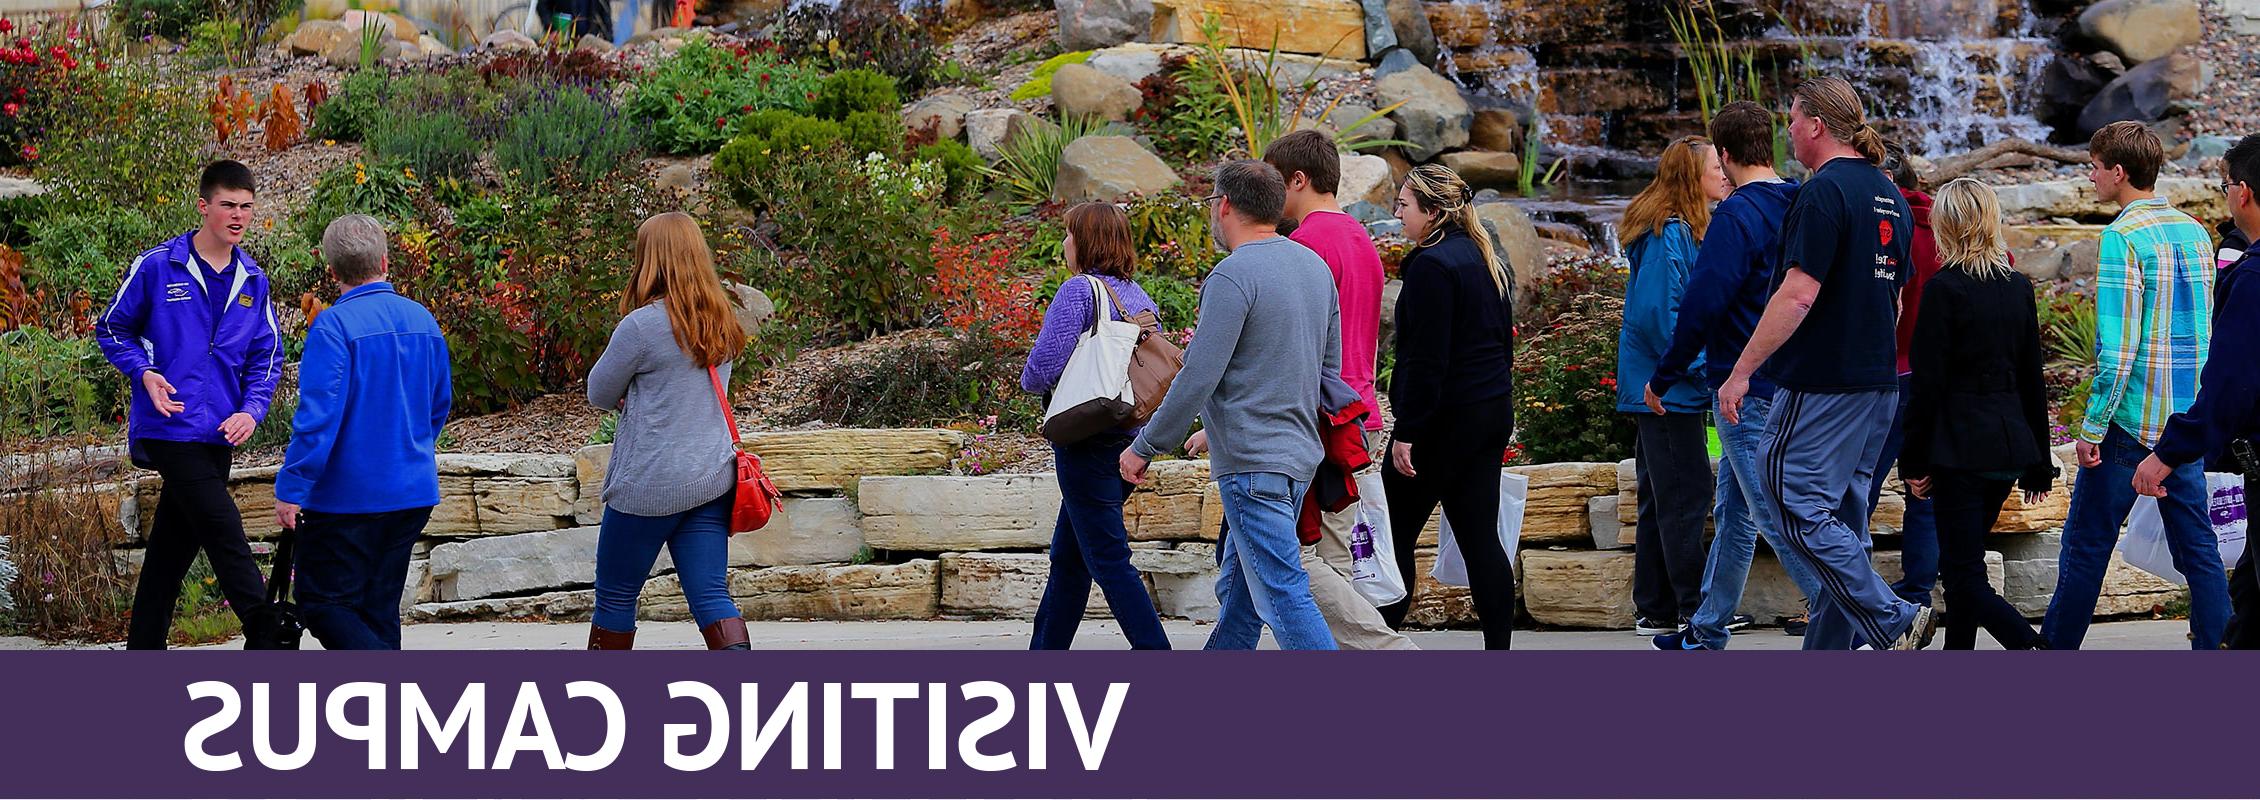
[1380,164,1518,649]
[1896,178,2053,650]
[1615,135,1731,637]
[585,212,751,650]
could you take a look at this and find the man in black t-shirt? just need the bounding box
[1717,76,1935,650]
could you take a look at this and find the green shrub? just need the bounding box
[1512,294,1634,464]
[1010,50,1092,102]
[915,139,984,201]
[367,110,482,183]
[494,87,642,191]
[624,39,824,155]
[714,116,848,193]
[842,110,902,157]
[729,108,805,140]
[291,160,422,251]
[114,0,211,39]
[984,114,1122,207]
[310,70,388,142]
[771,0,941,94]
[814,68,901,120]
[18,205,190,328]
[722,147,937,337]
[792,330,1038,428]
[245,226,327,303]
[0,326,125,440]
[32,62,202,217]
[1125,192,1214,281]
[1136,54,1238,161]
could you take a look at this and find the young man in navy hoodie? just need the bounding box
[272,215,452,650]
[1645,101,1824,650]
[2137,132,2260,648]
[96,160,282,649]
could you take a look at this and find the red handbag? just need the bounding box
[709,365,781,533]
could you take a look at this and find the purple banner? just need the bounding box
[0,651,2249,798]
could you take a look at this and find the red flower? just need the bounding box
[715,117,726,127]
[1,102,16,117]
[19,143,36,160]
[740,104,753,112]
[0,19,11,33]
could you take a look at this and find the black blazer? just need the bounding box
[1389,225,1516,448]
[1898,266,2056,491]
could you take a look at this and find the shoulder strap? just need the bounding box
[265,532,295,604]
[1080,275,1114,334]
[708,365,741,445]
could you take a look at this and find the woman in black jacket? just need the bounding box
[1378,164,1518,649]
[1898,178,2054,650]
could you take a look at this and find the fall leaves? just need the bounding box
[207,75,312,151]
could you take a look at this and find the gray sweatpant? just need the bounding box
[1758,389,1921,650]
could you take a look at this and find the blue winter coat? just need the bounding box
[1616,219,1712,414]
[93,231,282,446]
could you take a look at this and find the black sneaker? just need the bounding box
[1633,617,1677,636]
[1650,630,1706,650]
[1725,614,1755,632]
[1778,614,1808,637]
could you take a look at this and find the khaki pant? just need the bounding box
[1304,430,1418,650]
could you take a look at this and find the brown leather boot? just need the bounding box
[587,625,635,650]
[700,617,750,650]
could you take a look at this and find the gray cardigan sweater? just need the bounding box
[586,302,737,517]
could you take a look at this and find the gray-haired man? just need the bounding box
[272,215,453,650]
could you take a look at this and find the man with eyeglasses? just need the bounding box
[2139,132,2260,647]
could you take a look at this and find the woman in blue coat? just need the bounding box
[1615,136,1732,636]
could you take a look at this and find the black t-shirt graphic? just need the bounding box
[1763,156,1914,393]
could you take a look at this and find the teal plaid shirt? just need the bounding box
[2081,198,2215,447]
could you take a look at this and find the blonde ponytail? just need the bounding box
[1403,164,1513,298]
[1793,76,1888,165]
[1851,126,1887,165]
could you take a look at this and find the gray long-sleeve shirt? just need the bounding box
[1131,236,1357,480]
[586,302,737,517]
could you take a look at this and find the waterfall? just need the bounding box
[1791,4,2055,159]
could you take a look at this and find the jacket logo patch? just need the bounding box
[165,283,192,302]
[236,293,254,308]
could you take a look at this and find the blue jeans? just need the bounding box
[298,506,433,650]
[1031,436,1170,650]
[1870,374,1939,606]
[594,494,738,632]
[1203,471,1337,650]
[1687,393,1823,648]
[2042,425,2228,649]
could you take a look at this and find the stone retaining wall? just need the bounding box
[75,428,2190,631]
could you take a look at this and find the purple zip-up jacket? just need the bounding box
[94,230,282,446]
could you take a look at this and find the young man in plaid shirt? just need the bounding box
[2042,121,2226,649]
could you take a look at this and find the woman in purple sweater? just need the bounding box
[1020,202,1171,649]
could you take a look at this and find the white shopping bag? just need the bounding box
[1432,470,1528,587]
[1348,471,1407,607]
[2120,473,2248,586]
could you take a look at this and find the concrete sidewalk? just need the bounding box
[2,618,2199,650]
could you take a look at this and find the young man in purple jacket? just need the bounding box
[94,161,282,649]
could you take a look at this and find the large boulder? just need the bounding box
[2230,0,2260,35]
[1338,152,1395,207]
[1085,41,1173,84]
[2033,54,2119,136]
[1467,108,1523,154]
[1995,176,2223,222]
[1055,135,1182,202]
[727,561,941,620]
[480,29,539,51]
[2076,51,2209,138]
[285,19,353,56]
[1439,150,1521,191]
[1328,102,1399,145]
[1373,65,1471,161]
[1386,0,1439,68]
[723,281,774,334]
[741,428,966,492]
[2078,0,2201,64]
[1057,0,1154,51]
[1050,63,1143,122]
[965,108,1039,162]
[1474,202,1545,310]
[902,92,979,140]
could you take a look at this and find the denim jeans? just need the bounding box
[1870,374,1939,606]
[594,494,738,632]
[1031,435,1170,650]
[1203,471,1337,650]
[298,506,434,650]
[1686,393,1823,648]
[2042,425,2228,650]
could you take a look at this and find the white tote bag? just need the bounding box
[1039,276,1142,441]
[1348,471,1407,606]
[2121,473,2248,586]
[1432,470,1529,587]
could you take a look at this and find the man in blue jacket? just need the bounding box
[273,215,453,650]
[2137,133,2260,648]
[95,160,281,649]
[1646,101,1825,650]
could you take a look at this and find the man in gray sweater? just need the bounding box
[1120,160,1356,650]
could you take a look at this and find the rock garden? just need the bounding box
[0,0,2230,643]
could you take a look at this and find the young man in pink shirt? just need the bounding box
[1264,130,1416,649]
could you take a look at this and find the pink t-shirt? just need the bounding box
[1290,210,1386,430]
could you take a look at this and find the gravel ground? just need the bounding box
[2192,0,2259,141]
